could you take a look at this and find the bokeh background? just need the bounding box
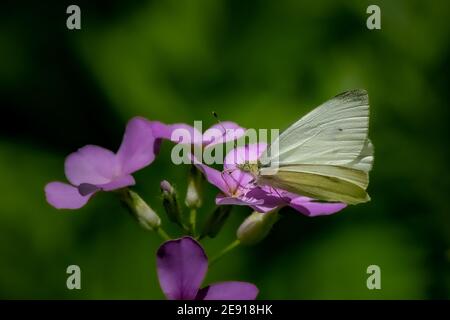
[1,0,449,299]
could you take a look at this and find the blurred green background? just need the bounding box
[1,0,449,299]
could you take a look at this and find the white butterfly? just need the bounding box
[238,89,373,205]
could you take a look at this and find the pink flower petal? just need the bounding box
[215,188,282,213]
[116,117,156,174]
[289,196,347,216]
[223,143,267,187]
[194,163,230,194]
[224,143,267,169]
[156,237,208,300]
[215,194,254,206]
[152,122,203,144]
[98,175,135,191]
[45,182,93,209]
[196,281,258,300]
[203,122,246,147]
[64,145,118,186]
[149,121,174,140]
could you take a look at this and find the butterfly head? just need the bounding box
[237,161,260,177]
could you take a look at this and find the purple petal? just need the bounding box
[226,169,254,195]
[224,143,267,169]
[45,182,93,209]
[194,163,230,194]
[196,281,259,300]
[194,160,250,196]
[215,194,255,206]
[289,196,347,217]
[245,187,286,212]
[215,187,282,213]
[223,143,267,188]
[156,237,208,300]
[203,122,246,147]
[152,122,203,144]
[116,117,156,174]
[64,145,118,186]
[149,121,174,140]
[98,174,135,191]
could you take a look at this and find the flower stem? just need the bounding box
[189,208,197,236]
[210,239,240,265]
[155,227,171,241]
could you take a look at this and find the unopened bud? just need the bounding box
[160,180,174,194]
[237,209,279,245]
[160,180,183,228]
[185,166,203,209]
[121,189,161,231]
[202,206,232,239]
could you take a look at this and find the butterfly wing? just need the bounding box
[258,89,373,204]
[258,164,370,204]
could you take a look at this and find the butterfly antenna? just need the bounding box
[212,111,228,138]
[212,111,239,159]
[213,111,247,187]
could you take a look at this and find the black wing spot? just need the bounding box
[338,128,343,132]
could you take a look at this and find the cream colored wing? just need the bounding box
[258,166,370,205]
[257,90,373,204]
[260,89,371,172]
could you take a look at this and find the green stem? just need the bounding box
[210,239,240,265]
[189,208,197,236]
[155,227,171,241]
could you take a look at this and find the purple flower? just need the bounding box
[194,143,278,212]
[157,236,258,300]
[45,117,157,209]
[196,143,346,216]
[151,121,245,147]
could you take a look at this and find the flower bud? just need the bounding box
[237,209,279,245]
[121,189,161,231]
[160,180,174,194]
[160,180,183,228]
[185,166,203,209]
[201,206,232,239]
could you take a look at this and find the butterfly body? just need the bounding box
[237,161,260,177]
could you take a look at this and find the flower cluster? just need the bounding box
[45,116,346,300]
